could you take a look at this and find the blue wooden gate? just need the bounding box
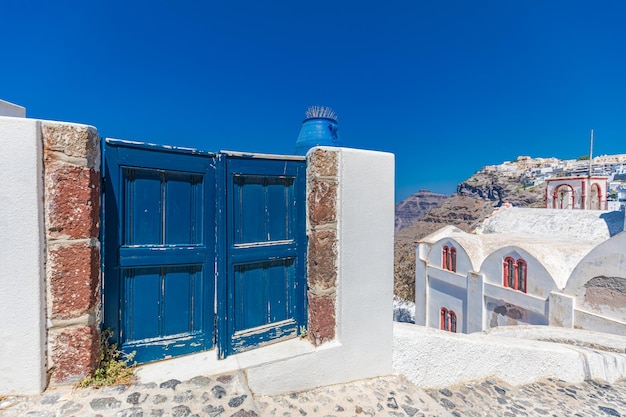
[217,154,307,358]
[103,141,306,363]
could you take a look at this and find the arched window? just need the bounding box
[503,257,527,293]
[590,183,602,210]
[504,257,515,288]
[440,308,457,333]
[450,311,457,333]
[442,245,457,272]
[554,185,574,209]
[450,247,457,273]
[517,259,527,293]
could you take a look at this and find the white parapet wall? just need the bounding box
[394,322,626,388]
[0,99,26,118]
[0,117,46,395]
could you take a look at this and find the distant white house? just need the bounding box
[415,207,626,336]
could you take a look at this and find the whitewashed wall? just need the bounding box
[565,232,626,332]
[426,239,473,275]
[428,276,466,332]
[0,117,46,395]
[480,247,558,297]
[0,99,26,117]
[418,240,474,332]
[394,323,626,388]
[480,247,555,329]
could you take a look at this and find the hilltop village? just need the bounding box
[482,154,626,210]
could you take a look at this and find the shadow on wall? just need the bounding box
[600,211,625,237]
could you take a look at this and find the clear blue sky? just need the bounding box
[2,1,625,202]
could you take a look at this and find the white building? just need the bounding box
[545,176,608,210]
[415,207,626,336]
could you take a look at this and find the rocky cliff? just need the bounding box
[456,170,546,208]
[395,190,448,231]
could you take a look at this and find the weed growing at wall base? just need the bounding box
[298,326,308,339]
[77,329,136,388]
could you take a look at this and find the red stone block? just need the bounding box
[308,293,336,346]
[49,325,99,385]
[49,242,100,319]
[308,229,337,290]
[308,149,338,177]
[45,160,100,240]
[308,179,337,226]
[42,123,100,162]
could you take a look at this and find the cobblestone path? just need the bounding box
[2,373,626,416]
[426,377,626,417]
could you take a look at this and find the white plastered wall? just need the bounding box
[0,116,46,395]
[427,273,467,332]
[419,241,474,333]
[564,232,626,332]
[414,243,428,326]
[426,239,473,276]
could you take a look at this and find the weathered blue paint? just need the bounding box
[103,139,216,363]
[218,155,307,358]
[103,140,307,363]
[295,117,342,155]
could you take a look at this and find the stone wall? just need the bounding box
[306,149,338,345]
[42,122,101,385]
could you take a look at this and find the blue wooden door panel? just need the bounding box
[104,139,216,363]
[219,155,307,357]
[234,258,295,331]
[127,170,162,244]
[125,267,161,341]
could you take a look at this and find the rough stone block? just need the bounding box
[45,160,100,240]
[308,148,338,178]
[308,179,337,226]
[42,122,100,167]
[49,325,99,385]
[308,229,337,290]
[49,241,100,319]
[308,293,336,346]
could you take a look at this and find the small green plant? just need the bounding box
[77,328,136,388]
[298,326,308,339]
